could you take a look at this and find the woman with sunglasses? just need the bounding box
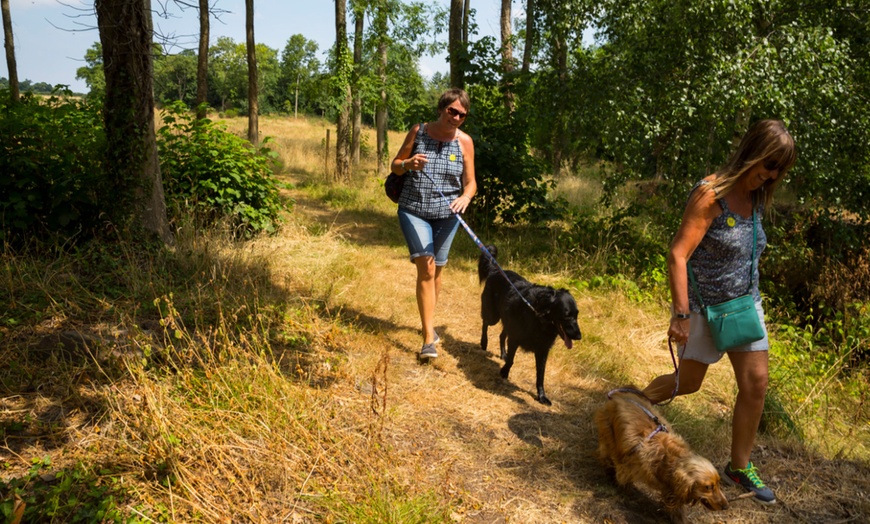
[390,88,477,360]
[641,119,796,504]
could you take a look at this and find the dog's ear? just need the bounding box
[670,466,697,505]
[540,289,559,314]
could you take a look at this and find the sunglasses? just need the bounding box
[446,107,467,119]
[763,159,783,171]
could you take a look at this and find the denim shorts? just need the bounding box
[681,300,769,364]
[397,208,460,266]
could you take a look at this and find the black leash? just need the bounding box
[418,169,538,315]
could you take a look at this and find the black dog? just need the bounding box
[478,245,582,405]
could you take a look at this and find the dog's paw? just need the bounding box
[537,394,552,406]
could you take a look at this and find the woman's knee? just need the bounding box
[415,257,437,281]
[676,378,703,395]
[738,371,768,398]
[674,360,708,394]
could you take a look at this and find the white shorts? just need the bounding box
[681,301,769,364]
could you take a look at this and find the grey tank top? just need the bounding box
[688,180,766,311]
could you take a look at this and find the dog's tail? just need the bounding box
[478,244,498,284]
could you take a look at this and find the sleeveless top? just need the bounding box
[687,180,766,312]
[397,123,464,219]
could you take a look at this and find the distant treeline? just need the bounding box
[0,77,83,96]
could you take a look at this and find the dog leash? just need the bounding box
[656,337,682,406]
[418,169,538,315]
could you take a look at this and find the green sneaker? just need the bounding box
[723,461,776,504]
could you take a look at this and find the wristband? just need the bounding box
[672,312,691,320]
[401,159,406,170]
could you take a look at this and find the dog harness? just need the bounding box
[606,387,670,442]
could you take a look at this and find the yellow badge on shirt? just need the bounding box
[449,154,457,161]
[727,217,736,227]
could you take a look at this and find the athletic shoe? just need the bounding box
[420,343,438,359]
[433,331,441,345]
[723,461,776,504]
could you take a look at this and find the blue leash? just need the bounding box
[418,169,537,314]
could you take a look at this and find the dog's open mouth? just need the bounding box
[557,324,573,349]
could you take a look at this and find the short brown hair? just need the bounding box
[437,88,470,113]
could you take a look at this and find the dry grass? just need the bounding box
[2,115,869,523]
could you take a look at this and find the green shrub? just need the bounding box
[157,102,287,236]
[0,88,107,241]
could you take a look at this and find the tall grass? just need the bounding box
[2,114,868,522]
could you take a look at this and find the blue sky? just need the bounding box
[5,0,505,93]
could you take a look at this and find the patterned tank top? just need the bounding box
[688,180,766,311]
[397,123,464,219]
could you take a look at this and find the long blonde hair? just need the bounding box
[709,119,797,209]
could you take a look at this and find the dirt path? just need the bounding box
[285,181,870,524]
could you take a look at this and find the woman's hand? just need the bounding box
[450,194,472,214]
[668,317,690,345]
[403,154,428,172]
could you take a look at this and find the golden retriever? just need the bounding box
[594,388,729,523]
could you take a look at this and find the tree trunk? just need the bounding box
[449,0,465,88]
[334,0,352,181]
[375,2,388,175]
[95,0,170,243]
[463,0,470,43]
[521,0,535,75]
[246,0,259,145]
[1,0,19,103]
[195,0,209,119]
[351,3,364,166]
[500,0,514,111]
[551,33,567,177]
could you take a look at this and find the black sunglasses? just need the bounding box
[446,107,467,119]
[763,159,782,171]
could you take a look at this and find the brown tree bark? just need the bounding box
[375,3,388,175]
[521,0,535,75]
[334,0,352,181]
[500,0,515,111]
[246,0,259,145]
[195,0,209,119]
[95,0,170,242]
[351,3,364,166]
[1,0,19,103]
[551,32,567,177]
[449,0,465,88]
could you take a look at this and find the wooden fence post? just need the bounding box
[325,128,330,179]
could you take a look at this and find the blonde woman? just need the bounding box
[643,119,796,504]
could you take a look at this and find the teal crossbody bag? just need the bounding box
[687,204,765,351]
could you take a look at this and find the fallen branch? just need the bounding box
[727,492,758,503]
